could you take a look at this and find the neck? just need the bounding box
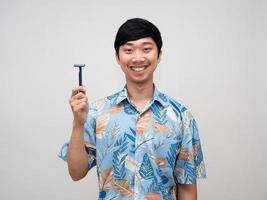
[126,81,154,104]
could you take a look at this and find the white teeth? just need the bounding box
[132,67,145,71]
[130,66,147,72]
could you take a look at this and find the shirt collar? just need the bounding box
[115,84,169,108]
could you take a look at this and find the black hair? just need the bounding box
[114,18,162,58]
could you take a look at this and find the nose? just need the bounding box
[132,50,145,63]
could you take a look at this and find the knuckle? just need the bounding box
[70,101,76,107]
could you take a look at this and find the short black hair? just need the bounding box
[114,18,162,58]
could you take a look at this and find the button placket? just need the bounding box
[133,107,152,198]
[133,113,139,198]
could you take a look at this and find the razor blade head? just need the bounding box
[74,64,85,68]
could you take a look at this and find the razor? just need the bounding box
[73,64,85,86]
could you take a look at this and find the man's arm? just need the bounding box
[67,86,89,181]
[67,124,89,181]
[176,184,197,200]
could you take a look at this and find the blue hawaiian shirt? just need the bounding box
[59,85,206,200]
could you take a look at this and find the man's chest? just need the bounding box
[94,105,183,172]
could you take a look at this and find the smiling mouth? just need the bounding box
[129,65,149,72]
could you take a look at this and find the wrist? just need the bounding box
[72,120,85,130]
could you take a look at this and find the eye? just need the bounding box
[143,47,152,53]
[124,48,133,54]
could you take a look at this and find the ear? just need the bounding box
[115,52,120,65]
[157,50,162,64]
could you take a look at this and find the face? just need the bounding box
[116,37,162,85]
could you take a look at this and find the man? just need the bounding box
[59,18,206,200]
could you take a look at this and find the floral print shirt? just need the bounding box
[59,85,206,200]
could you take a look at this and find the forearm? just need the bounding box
[177,184,197,200]
[67,123,89,181]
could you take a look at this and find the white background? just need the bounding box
[0,0,266,199]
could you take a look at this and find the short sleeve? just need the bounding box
[58,107,97,170]
[174,110,206,184]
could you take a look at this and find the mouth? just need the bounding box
[129,65,149,72]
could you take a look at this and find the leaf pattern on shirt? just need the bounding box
[154,157,167,168]
[99,167,113,198]
[111,178,133,197]
[108,105,124,115]
[123,102,136,115]
[96,114,109,138]
[183,162,196,183]
[59,86,206,200]
[136,110,152,135]
[193,144,198,158]
[139,153,154,180]
[113,135,128,179]
[182,111,193,133]
[196,160,206,178]
[167,142,180,167]
[90,97,108,111]
[178,148,193,162]
[152,120,169,134]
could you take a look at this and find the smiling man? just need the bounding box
[59,18,206,200]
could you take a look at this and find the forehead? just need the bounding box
[122,37,156,47]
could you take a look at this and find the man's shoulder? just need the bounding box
[160,91,192,119]
[165,94,187,112]
[89,90,123,111]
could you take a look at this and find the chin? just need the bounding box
[130,78,150,85]
[126,74,152,85]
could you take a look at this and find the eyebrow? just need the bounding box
[124,41,153,46]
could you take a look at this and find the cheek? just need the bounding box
[117,57,127,66]
[117,54,130,65]
[147,52,159,61]
[121,60,129,67]
[119,60,130,70]
[149,58,160,66]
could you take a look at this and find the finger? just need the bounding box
[72,98,88,107]
[71,93,88,102]
[73,102,88,112]
[71,86,86,96]
[69,96,87,108]
[69,98,88,107]
[71,86,86,97]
